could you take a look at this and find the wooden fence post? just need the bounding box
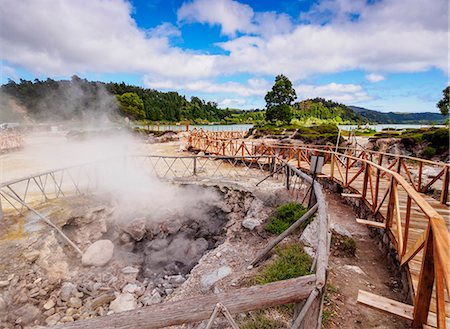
[412,224,434,329]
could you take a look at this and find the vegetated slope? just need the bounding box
[349,106,445,124]
[293,98,365,124]
[0,76,238,123]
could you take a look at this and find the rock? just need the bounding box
[45,313,61,326]
[167,275,185,286]
[242,199,266,230]
[200,266,232,290]
[122,283,139,294]
[142,291,161,305]
[121,266,139,275]
[109,293,137,313]
[60,282,76,301]
[0,280,9,287]
[125,219,147,241]
[88,293,115,309]
[14,303,40,325]
[343,265,366,275]
[43,299,55,310]
[242,218,260,230]
[331,224,352,238]
[68,297,82,308]
[0,296,6,312]
[82,240,114,267]
[60,315,75,323]
[165,288,174,295]
[23,250,40,262]
[299,218,319,257]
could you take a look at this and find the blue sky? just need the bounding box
[0,0,448,112]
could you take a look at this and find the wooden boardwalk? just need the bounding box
[188,130,450,329]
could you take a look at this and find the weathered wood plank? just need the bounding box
[52,275,316,329]
[356,218,386,229]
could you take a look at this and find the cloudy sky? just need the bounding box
[0,0,448,112]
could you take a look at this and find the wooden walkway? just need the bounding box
[188,130,450,329]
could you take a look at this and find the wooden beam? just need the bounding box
[52,275,316,329]
[356,218,386,229]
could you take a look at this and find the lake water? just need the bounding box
[137,123,446,133]
[337,124,446,132]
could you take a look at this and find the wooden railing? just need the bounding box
[189,132,450,328]
[189,129,450,205]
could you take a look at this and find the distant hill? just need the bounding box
[349,106,445,124]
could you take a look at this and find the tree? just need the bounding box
[116,92,145,120]
[265,74,297,123]
[437,86,449,116]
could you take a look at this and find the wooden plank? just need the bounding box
[357,290,450,328]
[52,275,316,329]
[341,193,362,198]
[357,290,413,319]
[356,218,386,229]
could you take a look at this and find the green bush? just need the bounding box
[266,203,308,234]
[255,243,312,284]
[240,312,285,329]
[331,234,356,256]
[421,146,437,158]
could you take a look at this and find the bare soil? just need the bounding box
[324,189,410,329]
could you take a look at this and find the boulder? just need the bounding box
[109,293,137,313]
[125,219,147,241]
[82,240,114,267]
[242,199,267,230]
[331,224,352,238]
[299,219,319,257]
[13,304,40,325]
[200,266,231,290]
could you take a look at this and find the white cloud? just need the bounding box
[147,22,181,39]
[143,76,270,97]
[219,98,246,107]
[366,73,385,83]
[177,0,293,37]
[0,0,218,79]
[177,0,254,36]
[295,83,371,103]
[0,0,447,108]
[0,64,17,80]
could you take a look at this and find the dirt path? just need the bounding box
[324,189,410,328]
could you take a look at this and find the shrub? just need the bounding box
[266,203,308,234]
[331,234,356,256]
[255,243,312,284]
[421,146,437,158]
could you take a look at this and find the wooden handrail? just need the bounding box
[188,132,450,326]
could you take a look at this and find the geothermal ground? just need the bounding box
[0,131,409,328]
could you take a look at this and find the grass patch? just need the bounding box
[255,243,312,285]
[266,202,308,234]
[331,234,357,257]
[240,311,285,329]
[322,283,339,327]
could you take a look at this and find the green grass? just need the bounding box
[240,311,285,329]
[255,243,312,285]
[266,202,309,234]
